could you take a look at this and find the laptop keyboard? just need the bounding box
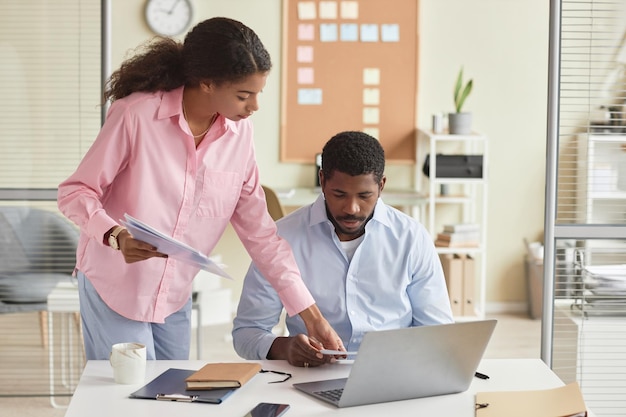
[315,388,343,402]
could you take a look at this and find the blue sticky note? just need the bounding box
[340,23,359,41]
[381,24,400,42]
[298,88,323,105]
[360,24,378,42]
[320,23,338,42]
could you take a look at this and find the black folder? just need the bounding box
[130,368,236,404]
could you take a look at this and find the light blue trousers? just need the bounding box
[77,271,191,360]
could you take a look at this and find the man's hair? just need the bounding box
[321,131,385,183]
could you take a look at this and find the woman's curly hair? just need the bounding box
[104,17,271,102]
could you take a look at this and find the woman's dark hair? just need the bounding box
[104,17,272,102]
[321,131,385,183]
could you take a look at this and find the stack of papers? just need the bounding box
[121,214,232,280]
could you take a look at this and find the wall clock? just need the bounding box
[144,0,193,37]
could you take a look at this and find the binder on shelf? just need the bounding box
[462,255,476,316]
[438,254,476,317]
[439,254,464,316]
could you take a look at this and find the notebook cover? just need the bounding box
[130,368,235,404]
[185,362,262,390]
[475,382,587,417]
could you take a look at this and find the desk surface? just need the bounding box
[64,358,563,417]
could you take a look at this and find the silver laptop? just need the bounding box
[293,319,497,408]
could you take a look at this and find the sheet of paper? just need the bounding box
[121,214,232,280]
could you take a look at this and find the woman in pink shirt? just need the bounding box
[58,17,343,361]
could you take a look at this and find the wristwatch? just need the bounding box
[108,226,125,251]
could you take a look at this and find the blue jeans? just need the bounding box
[77,271,191,360]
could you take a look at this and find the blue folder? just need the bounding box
[130,368,236,404]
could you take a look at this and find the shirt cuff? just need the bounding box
[87,210,118,245]
[276,281,315,317]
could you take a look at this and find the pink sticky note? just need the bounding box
[298,24,315,41]
[298,67,314,84]
[297,46,314,63]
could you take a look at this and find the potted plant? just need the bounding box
[448,67,473,134]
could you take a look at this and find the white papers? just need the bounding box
[121,214,232,280]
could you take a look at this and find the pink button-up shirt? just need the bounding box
[57,87,314,323]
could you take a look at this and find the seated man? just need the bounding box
[232,131,453,367]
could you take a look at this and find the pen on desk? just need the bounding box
[474,372,489,380]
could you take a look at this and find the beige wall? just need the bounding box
[110,0,548,312]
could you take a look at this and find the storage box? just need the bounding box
[422,154,483,178]
[439,254,476,317]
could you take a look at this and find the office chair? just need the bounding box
[0,206,79,347]
[262,185,286,221]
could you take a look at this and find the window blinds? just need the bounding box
[547,0,626,415]
[0,1,101,191]
[0,0,100,403]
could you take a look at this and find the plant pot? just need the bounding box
[448,112,472,135]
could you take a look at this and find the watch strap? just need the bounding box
[109,226,125,250]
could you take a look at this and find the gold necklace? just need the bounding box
[183,102,216,138]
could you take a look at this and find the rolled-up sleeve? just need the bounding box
[232,263,286,360]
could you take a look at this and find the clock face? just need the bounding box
[145,0,193,37]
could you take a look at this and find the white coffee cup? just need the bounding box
[110,342,146,384]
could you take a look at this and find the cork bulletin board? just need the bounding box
[280,0,419,163]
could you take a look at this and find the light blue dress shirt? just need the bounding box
[232,194,454,360]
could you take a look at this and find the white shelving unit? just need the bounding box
[576,134,626,224]
[415,128,488,318]
[576,133,626,261]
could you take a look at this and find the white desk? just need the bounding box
[64,358,565,417]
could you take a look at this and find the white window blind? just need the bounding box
[0,0,101,404]
[547,0,626,415]
[0,1,101,190]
